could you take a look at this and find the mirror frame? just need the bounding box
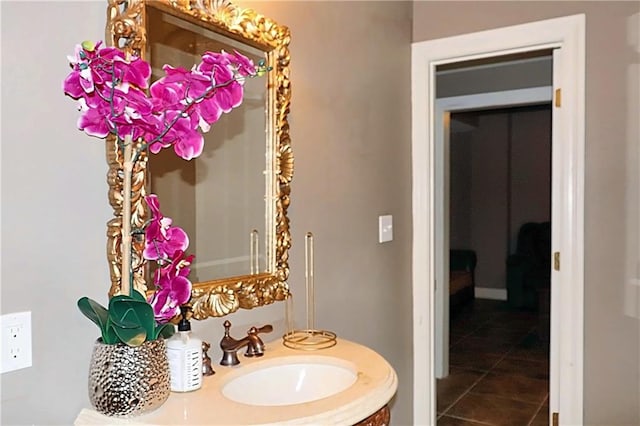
[105,0,293,319]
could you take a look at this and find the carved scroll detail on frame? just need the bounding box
[107,0,147,57]
[105,0,292,318]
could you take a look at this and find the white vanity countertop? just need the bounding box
[74,338,398,425]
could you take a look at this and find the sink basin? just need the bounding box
[221,356,358,406]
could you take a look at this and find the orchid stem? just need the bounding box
[121,135,134,297]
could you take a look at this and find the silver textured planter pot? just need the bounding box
[88,338,170,417]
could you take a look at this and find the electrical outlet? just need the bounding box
[1,311,32,373]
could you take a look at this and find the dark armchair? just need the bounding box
[506,222,551,309]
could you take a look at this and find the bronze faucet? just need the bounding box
[202,341,215,376]
[219,320,273,366]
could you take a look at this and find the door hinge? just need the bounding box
[553,411,559,426]
[555,88,562,107]
[554,252,560,271]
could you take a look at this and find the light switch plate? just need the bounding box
[1,311,32,373]
[378,215,393,243]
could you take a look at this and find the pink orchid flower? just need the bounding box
[223,50,257,77]
[152,65,212,103]
[143,195,189,261]
[64,41,260,161]
[148,250,194,323]
[64,41,105,96]
[147,110,204,160]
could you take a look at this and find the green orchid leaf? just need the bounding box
[108,294,137,306]
[77,297,109,336]
[116,298,156,338]
[78,289,160,346]
[130,289,147,302]
[110,307,142,329]
[103,320,119,345]
[112,325,146,347]
[109,297,148,322]
[111,308,147,345]
[135,301,156,338]
[107,295,157,346]
[154,323,175,340]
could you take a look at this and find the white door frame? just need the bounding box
[434,86,553,380]
[411,15,585,425]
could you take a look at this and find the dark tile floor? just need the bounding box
[437,299,550,426]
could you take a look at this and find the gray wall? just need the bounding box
[437,57,552,98]
[449,130,472,250]
[450,107,551,291]
[1,1,413,424]
[415,1,640,424]
[1,1,112,423]
[469,111,510,291]
[250,2,414,424]
[509,107,552,250]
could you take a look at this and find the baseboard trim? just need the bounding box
[475,287,507,301]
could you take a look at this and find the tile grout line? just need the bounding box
[438,369,490,417]
[448,313,497,351]
[440,413,494,425]
[449,319,491,349]
[526,393,550,426]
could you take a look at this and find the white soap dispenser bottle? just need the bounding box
[166,306,203,392]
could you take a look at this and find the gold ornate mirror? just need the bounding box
[105,0,292,319]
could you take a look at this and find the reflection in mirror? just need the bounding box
[147,8,268,282]
[105,0,293,320]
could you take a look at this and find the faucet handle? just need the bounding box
[223,320,232,336]
[244,324,273,358]
[251,324,273,335]
[202,341,215,376]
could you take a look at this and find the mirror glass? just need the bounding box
[147,8,268,282]
[105,0,293,319]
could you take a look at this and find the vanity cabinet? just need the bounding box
[77,404,393,426]
[75,338,397,426]
[354,405,391,426]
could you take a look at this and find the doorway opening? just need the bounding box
[411,14,585,425]
[433,55,554,381]
[436,103,552,424]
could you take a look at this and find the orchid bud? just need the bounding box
[81,40,96,51]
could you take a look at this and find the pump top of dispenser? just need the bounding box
[177,305,192,332]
